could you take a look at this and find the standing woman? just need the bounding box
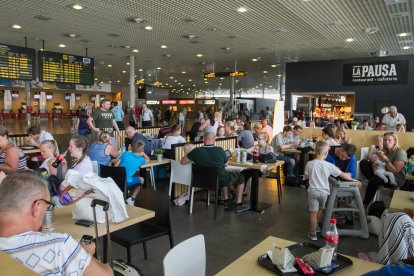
[0,126,27,174]
[199,109,218,134]
[363,132,407,207]
[67,135,93,174]
[73,109,90,137]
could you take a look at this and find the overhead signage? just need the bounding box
[203,71,246,78]
[197,100,215,105]
[146,100,159,104]
[179,100,195,104]
[343,60,409,86]
[39,51,94,85]
[161,100,176,104]
[0,44,35,80]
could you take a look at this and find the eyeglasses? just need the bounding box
[35,199,55,211]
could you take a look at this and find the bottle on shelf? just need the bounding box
[325,218,339,261]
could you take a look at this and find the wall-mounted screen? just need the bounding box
[0,43,35,80]
[39,51,94,85]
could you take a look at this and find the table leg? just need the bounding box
[276,165,282,204]
[250,169,272,212]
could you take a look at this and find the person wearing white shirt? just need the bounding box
[26,126,54,148]
[382,106,406,132]
[141,103,153,127]
[161,124,186,150]
[260,119,273,141]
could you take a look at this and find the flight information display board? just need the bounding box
[0,44,35,80]
[39,51,94,85]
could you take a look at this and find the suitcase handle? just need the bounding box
[91,199,109,211]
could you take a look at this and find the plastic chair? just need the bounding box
[91,160,98,174]
[360,147,369,160]
[163,234,206,276]
[190,163,220,220]
[169,160,193,210]
[99,165,128,200]
[110,189,174,262]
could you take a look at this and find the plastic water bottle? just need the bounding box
[236,148,241,163]
[122,144,126,153]
[325,218,339,261]
[241,150,247,163]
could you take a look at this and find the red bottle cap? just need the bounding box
[330,218,337,224]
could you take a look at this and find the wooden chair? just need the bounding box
[110,189,174,262]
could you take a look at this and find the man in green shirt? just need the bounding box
[180,132,248,212]
[87,99,120,143]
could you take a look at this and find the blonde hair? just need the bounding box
[98,131,111,143]
[40,140,58,156]
[335,127,347,140]
[253,122,262,131]
[226,121,237,132]
[257,132,269,142]
[383,132,400,153]
[315,141,330,156]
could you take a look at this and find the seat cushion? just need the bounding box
[110,222,170,247]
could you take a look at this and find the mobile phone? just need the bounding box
[75,220,94,227]
[80,235,94,245]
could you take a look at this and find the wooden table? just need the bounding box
[228,161,284,212]
[216,236,383,276]
[0,205,154,275]
[390,190,414,213]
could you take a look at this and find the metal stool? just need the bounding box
[321,177,369,239]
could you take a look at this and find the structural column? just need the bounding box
[129,55,135,107]
[25,81,31,124]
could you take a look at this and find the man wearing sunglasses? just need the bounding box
[0,171,113,276]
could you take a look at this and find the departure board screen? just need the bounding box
[0,44,35,80]
[39,51,94,85]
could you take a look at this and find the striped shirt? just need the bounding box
[0,145,27,170]
[0,231,91,275]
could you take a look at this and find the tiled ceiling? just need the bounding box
[0,0,412,92]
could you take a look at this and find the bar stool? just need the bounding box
[321,177,369,239]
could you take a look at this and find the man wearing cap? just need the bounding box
[87,99,120,143]
[382,106,406,131]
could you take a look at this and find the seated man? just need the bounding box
[325,143,357,179]
[180,132,248,212]
[26,125,55,148]
[157,120,172,139]
[124,126,151,156]
[0,171,112,275]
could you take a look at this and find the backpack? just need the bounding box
[368,201,386,219]
[258,152,278,163]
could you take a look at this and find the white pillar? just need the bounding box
[129,55,135,107]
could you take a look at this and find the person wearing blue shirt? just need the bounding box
[111,101,125,130]
[125,126,152,156]
[116,140,150,205]
[325,143,357,178]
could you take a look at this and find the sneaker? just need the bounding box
[224,199,237,209]
[234,203,250,213]
[316,226,321,233]
[126,197,135,206]
[307,230,317,241]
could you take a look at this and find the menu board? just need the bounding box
[39,51,94,85]
[0,44,35,80]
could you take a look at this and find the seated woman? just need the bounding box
[363,132,407,207]
[247,132,274,155]
[0,126,27,174]
[161,124,186,158]
[335,127,352,145]
[87,131,118,172]
[224,121,238,137]
[322,126,341,146]
[67,135,93,174]
[39,140,67,180]
[252,122,262,141]
[216,126,226,138]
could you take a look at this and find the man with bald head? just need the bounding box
[125,126,151,155]
[382,106,406,131]
[181,132,248,212]
[0,171,113,275]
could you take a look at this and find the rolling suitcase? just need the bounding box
[91,199,144,276]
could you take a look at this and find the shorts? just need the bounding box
[127,176,142,188]
[226,171,245,188]
[308,190,328,212]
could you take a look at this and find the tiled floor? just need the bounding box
[3,118,390,275]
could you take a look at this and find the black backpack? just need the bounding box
[368,201,386,218]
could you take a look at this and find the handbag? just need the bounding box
[59,185,94,206]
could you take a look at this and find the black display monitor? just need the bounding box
[39,51,94,85]
[0,43,35,80]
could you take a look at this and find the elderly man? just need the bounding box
[87,99,120,144]
[382,106,406,131]
[180,132,248,212]
[0,171,113,275]
[124,126,151,156]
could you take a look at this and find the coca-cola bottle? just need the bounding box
[325,218,339,260]
[52,151,66,168]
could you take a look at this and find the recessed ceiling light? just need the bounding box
[66,33,78,38]
[157,67,162,70]
[237,7,247,13]
[11,24,22,29]
[108,80,112,83]
[58,44,66,48]
[345,38,355,42]
[277,74,282,77]
[398,32,410,37]
[72,4,83,10]
[271,64,277,67]
[220,77,224,80]
[252,58,258,62]
[107,64,112,67]
[402,46,412,49]
[94,78,98,81]
[117,80,120,83]
[123,45,131,49]
[263,71,268,73]
[160,45,167,49]
[122,70,126,73]
[138,69,143,71]
[169,76,174,79]
[182,71,186,74]
[144,25,153,30]
[132,49,139,53]
[196,54,203,57]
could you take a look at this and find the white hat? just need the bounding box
[293,117,298,122]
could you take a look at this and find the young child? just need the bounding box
[116,140,150,205]
[371,150,397,185]
[304,141,359,241]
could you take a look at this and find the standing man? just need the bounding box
[87,99,120,144]
[141,104,153,127]
[0,171,113,275]
[111,101,125,130]
[382,106,406,131]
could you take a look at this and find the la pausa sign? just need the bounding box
[343,60,409,86]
